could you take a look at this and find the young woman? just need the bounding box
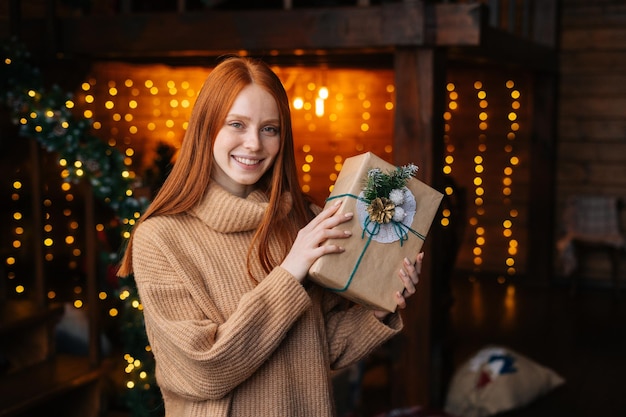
[117,56,422,417]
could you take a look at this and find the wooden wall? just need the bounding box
[557,0,626,283]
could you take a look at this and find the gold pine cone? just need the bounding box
[367,197,395,224]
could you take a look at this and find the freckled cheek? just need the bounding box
[265,138,281,158]
[263,144,280,173]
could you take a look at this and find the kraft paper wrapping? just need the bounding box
[308,152,443,312]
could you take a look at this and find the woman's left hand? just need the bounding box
[373,252,423,321]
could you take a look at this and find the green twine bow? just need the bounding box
[324,193,425,292]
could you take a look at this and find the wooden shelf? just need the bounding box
[0,300,64,336]
[0,354,103,417]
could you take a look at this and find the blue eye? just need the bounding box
[262,126,279,135]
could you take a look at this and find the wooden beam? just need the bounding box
[57,3,425,58]
[532,0,559,47]
[2,3,491,60]
[526,71,558,284]
[447,25,558,72]
[392,46,447,408]
[429,3,484,46]
[1,2,553,72]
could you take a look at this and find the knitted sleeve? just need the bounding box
[320,289,403,371]
[309,203,402,369]
[132,222,312,401]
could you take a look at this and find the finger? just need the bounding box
[321,210,354,230]
[310,206,354,236]
[415,252,424,273]
[309,212,353,242]
[313,242,346,258]
[395,291,407,309]
[318,227,352,243]
[399,272,416,296]
[403,257,419,286]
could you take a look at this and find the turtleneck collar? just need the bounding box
[190,182,293,234]
[190,182,268,233]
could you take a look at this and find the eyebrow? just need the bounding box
[227,113,280,124]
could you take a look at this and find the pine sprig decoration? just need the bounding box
[363,163,418,202]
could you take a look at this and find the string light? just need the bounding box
[471,80,488,273]
[504,79,520,279]
[442,82,458,229]
[8,179,23,294]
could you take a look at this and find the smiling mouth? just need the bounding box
[233,156,262,166]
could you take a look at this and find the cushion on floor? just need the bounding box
[444,345,564,417]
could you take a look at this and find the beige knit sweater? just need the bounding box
[132,182,403,417]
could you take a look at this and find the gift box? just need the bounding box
[308,152,443,312]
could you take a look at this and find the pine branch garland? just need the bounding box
[363,163,418,202]
[1,37,159,417]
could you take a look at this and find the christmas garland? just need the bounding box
[1,38,160,416]
[0,37,148,227]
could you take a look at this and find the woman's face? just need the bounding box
[211,83,281,197]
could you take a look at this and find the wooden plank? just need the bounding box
[557,0,626,287]
[560,74,626,96]
[557,160,626,187]
[429,3,483,46]
[559,119,626,141]
[560,51,626,75]
[558,183,626,200]
[42,4,424,58]
[0,300,64,373]
[560,97,626,118]
[561,28,626,50]
[0,3,557,72]
[448,25,558,72]
[526,71,558,283]
[531,0,558,46]
[0,355,102,417]
[0,300,63,336]
[557,162,589,184]
[392,48,432,408]
[557,142,626,162]
[434,1,555,63]
[562,4,626,27]
[0,1,556,70]
[392,47,447,408]
[587,164,626,185]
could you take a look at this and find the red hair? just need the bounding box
[117,56,313,279]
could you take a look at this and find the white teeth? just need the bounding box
[234,156,261,166]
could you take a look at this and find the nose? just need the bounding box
[242,129,262,151]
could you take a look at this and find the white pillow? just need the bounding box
[444,346,565,417]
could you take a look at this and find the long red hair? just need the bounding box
[117,56,313,279]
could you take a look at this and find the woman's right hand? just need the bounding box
[280,200,353,283]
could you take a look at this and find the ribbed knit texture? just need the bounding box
[132,182,403,417]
